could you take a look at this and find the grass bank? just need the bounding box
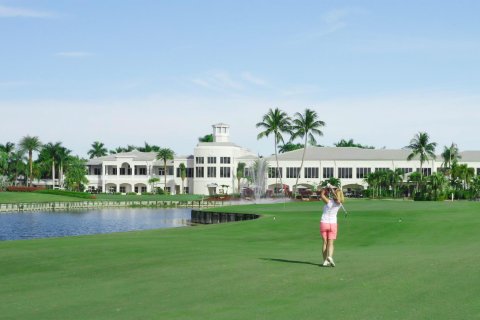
[1,200,479,319]
[0,192,204,204]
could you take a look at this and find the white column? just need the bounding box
[102,164,106,192]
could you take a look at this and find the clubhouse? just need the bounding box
[86,123,480,195]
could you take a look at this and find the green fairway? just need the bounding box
[1,200,479,319]
[0,192,87,203]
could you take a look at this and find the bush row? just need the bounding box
[35,189,96,199]
[7,186,46,192]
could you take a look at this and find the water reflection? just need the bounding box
[0,208,191,241]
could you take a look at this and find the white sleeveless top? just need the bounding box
[321,199,341,224]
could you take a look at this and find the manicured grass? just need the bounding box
[1,200,479,319]
[0,192,204,204]
[95,193,204,202]
[0,192,88,203]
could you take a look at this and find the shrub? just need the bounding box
[7,186,45,192]
[35,189,96,199]
[127,192,137,195]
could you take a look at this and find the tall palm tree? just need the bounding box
[88,141,108,159]
[156,148,175,193]
[41,142,62,188]
[138,142,160,152]
[405,132,437,182]
[291,108,325,194]
[19,135,42,186]
[57,147,72,188]
[179,163,186,194]
[256,108,292,196]
[441,143,461,177]
[236,162,246,194]
[0,142,15,182]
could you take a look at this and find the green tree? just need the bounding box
[57,147,72,188]
[427,172,448,201]
[138,142,160,152]
[256,108,292,196]
[198,134,214,142]
[291,108,325,194]
[236,162,246,194]
[334,138,374,149]
[88,141,108,159]
[156,148,175,193]
[278,142,304,153]
[0,151,8,189]
[64,157,88,191]
[405,132,437,187]
[19,135,42,186]
[148,177,160,193]
[39,142,62,189]
[179,163,186,194]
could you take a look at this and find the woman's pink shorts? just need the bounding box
[320,223,338,240]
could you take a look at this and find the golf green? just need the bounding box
[1,200,479,319]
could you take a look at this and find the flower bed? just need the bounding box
[7,186,46,192]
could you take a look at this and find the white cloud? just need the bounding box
[0,5,54,18]
[241,72,268,86]
[55,51,94,58]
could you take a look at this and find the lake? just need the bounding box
[0,208,191,241]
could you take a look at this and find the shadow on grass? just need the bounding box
[261,258,323,267]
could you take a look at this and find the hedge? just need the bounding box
[7,186,46,192]
[35,189,96,199]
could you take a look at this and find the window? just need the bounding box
[338,168,353,179]
[220,167,231,178]
[268,167,282,178]
[167,167,174,175]
[93,168,101,175]
[134,186,139,193]
[141,186,147,193]
[304,167,319,179]
[208,156,216,164]
[138,168,147,175]
[323,167,334,178]
[165,187,171,193]
[195,167,204,178]
[120,186,126,193]
[184,186,189,194]
[195,157,204,164]
[178,167,194,177]
[158,168,165,176]
[220,157,231,164]
[375,168,389,172]
[286,167,300,178]
[356,168,372,179]
[108,186,116,193]
[120,168,126,175]
[112,168,117,175]
[207,167,216,178]
[416,168,432,176]
[397,168,413,175]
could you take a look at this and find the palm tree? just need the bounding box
[291,108,325,194]
[179,163,186,194]
[19,135,42,186]
[256,108,292,196]
[427,172,447,200]
[57,147,72,188]
[236,162,246,194]
[405,132,437,188]
[138,142,160,152]
[278,142,304,153]
[156,148,175,193]
[41,142,62,189]
[148,177,160,193]
[334,138,375,149]
[88,141,108,159]
[441,143,461,180]
[0,142,15,183]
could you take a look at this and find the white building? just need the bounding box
[87,124,480,195]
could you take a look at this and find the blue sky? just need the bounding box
[1,0,480,157]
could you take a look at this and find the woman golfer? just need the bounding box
[319,184,344,267]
